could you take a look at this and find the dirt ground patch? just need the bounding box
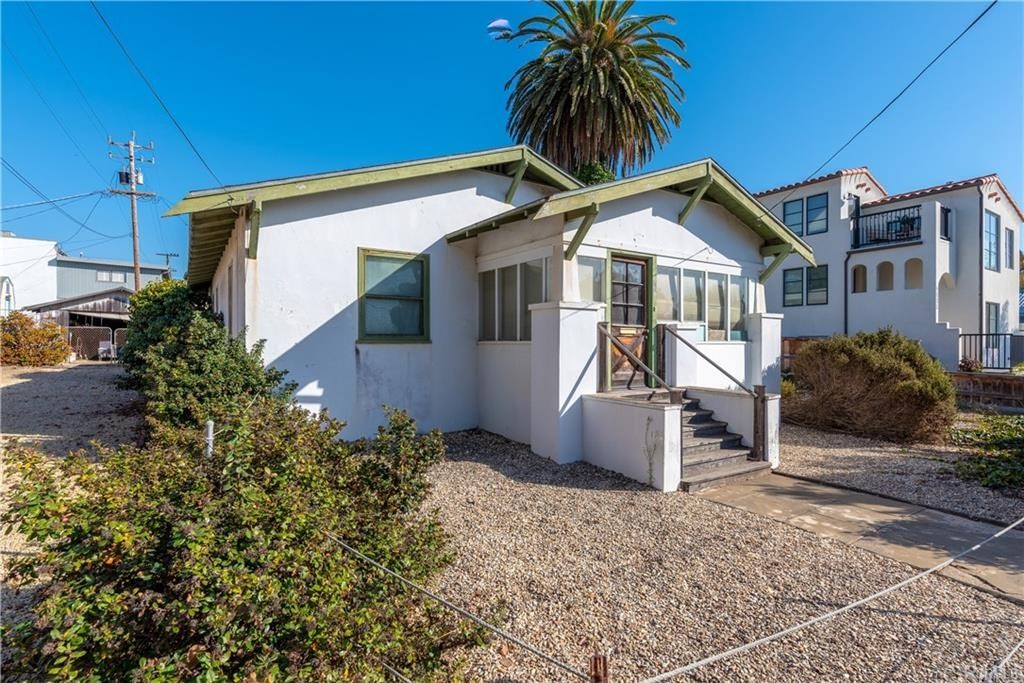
[777,422,1024,525]
[428,431,1024,682]
[1,362,143,456]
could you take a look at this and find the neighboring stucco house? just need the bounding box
[168,146,814,492]
[755,170,1023,370]
[0,232,58,312]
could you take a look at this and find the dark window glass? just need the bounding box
[783,199,803,236]
[806,193,828,234]
[806,265,828,305]
[783,268,803,306]
[984,211,1000,271]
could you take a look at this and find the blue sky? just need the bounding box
[2,1,1022,274]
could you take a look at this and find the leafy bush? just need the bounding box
[785,328,955,443]
[950,414,1024,489]
[573,162,615,186]
[3,402,477,681]
[138,312,292,426]
[959,356,983,373]
[0,311,70,366]
[1012,362,1024,376]
[780,377,796,399]
[119,279,212,386]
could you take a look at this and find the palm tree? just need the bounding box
[503,0,689,178]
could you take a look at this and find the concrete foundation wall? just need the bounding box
[582,395,681,491]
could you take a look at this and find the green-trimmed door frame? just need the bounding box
[604,249,658,390]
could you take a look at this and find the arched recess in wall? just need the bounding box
[0,276,14,315]
[937,273,956,325]
[877,261,894,291]
[851,265,867,293]
[904,258,924,290]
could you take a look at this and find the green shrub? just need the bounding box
[950,414,1024,490]
[119,279,212,386]
[573,161,615,185]
[786,328,955,443]
[139,312,293,426]
[0,311,70,366]
[3,403,476,681]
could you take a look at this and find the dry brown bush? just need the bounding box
[1,311,70,366]
[784,328,955,443]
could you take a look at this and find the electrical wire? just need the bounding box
[1,158,119,238]
[90,1,232,197]
[3,190,104,211]
[23,1,108,137]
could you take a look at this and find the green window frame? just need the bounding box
[806,264,828,305]
[782,198,803,236]
[806,193,828,234]
[783,268,803,307]
[358,248,430,343]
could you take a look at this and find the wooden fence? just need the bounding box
[949,372,1024,410]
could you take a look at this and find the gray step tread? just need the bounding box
[682,420,728,434]
[681,447,751,467]
[684,433,743,450]
[680,460,771,491]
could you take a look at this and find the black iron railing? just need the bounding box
[960,333,1014,371]
[853,205,922,248]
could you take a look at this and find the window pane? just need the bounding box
[611,260,626,282]
[783,269,803,306]
[806,265,828,304]
[783,199,803,235]
[479,270,496,341]
[984,212,1000,271]
[111,272,126,283]
[683,269,704,322]
[655,265,680,321]
[499,264,518,340]
[707,273,727,340]
[729,276,748,341]
[97,271,110,281]
[806,193,828,234]
[627,263,643,284]
[519,259,544,341]
[626,284,642,305]
[1006,229,1014,269]
[364,298,422,336]
[578,256,605,303]
[365,256,423,297]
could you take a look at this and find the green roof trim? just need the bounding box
[446,158,815,267]
[165,145,580,217]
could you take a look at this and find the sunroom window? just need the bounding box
[479,258,549,341]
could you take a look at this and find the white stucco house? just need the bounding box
[755,170,1023,370]
[167,146,814,492]
[0,232,58,313]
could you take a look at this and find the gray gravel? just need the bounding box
[429,430,1024,682]
[777,423,1024,526]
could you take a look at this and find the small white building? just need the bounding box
[168,147,814,491]
[755,171,1023,370]
[0,232,58,313]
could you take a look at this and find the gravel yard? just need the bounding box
[777,423,1024,526]
[429,431,1024,682]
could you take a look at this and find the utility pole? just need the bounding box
[109,131,155,290]
[155,251,179,277]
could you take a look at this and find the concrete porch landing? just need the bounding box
[698,474,1024,601]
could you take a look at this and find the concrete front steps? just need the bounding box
[678,393,771,492]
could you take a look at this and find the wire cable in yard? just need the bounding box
[985,635,1024,683]
[324,531,590,681]
[637,513,1024,683]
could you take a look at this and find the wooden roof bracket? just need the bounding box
[505,154,529,204]
[564,203,600,260]
[677,171,713,225]
[246,199,262,259]
[759,242,793,283]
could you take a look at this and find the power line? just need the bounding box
[90,1,231,195]
[759,0,999,216]
[1,158,119,238]
[23,1,108,137]
[1,40,107,183]
[3,190,104,211]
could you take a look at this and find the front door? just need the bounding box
[609,256,649,387]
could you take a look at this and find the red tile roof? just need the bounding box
[861,174,1024,220]
[753,168,887,198]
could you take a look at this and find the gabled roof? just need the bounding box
[165,145,581,217]
[26,286,133,312]
[168,145,583,286]
[753,167,887,198]
[862,174,1024,220]
[448,158,815,266]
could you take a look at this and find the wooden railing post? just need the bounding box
[589,652,609,683]
[753,384,767,461]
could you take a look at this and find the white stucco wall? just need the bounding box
[0,235,58,309]
[582,394,681,491]
[210,213,248,337]
[478,342,531,443]
[247,169,552,438]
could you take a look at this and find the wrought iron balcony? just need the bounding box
[852,205,921,248]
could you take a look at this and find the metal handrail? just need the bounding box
[661,324,756,398]
[597,322,672,393]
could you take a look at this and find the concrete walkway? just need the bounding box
[699,473,1024,601]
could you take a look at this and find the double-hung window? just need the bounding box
[359,249,430,342]
[806,193,828,234]
[783,199,803,236]
[783,268,803,307]
[806,265,828,305]
[984,211,1000,271]
[96,271,111,282]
